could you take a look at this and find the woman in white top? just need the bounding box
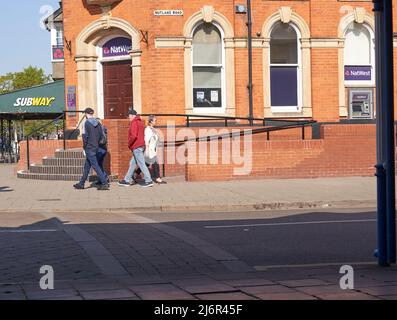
[136,115,166,184]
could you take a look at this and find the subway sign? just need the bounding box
[14,97,56,107]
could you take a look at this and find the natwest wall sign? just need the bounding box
[344,66,372,81]
[102,37,132,58]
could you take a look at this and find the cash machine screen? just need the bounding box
[349,91,373,119]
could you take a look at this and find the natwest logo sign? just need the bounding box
[345,66,372,81]
[102,37,132,58]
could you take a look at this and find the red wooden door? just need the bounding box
[103,60,133,119]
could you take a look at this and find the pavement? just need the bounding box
[0,164,377,213]
[1,164,397,301]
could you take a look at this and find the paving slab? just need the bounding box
[278,279,330,288]
[358,286,397,296]
[0,165,380,213]
[254,292,318,300]
[240,285,298,295]
[25,289,79,300]
[80,289,137,300]
[195,292,258,300]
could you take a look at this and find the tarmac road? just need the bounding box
[160,209,379,269]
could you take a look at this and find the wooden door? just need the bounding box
[103,60,133,119]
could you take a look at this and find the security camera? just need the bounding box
[256,31,262,37]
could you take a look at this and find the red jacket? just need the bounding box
[128,115,145,151]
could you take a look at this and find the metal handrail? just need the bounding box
[25,113,65,170]
[140,113,310,127]
[163,120,316,146]
[159,119,315,177]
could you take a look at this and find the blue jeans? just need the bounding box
[124,147,152,183]
[97,148,107,177]
[80,148,108,185]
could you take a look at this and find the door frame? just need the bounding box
[96,35,132,119]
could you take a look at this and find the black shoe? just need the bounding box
[97,184,110,190]
[90,181,101,188]
[118,180,132,187]
[155,180,167,185]
[140,181,154,188]
[73,183,84,190]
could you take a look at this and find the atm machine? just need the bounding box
[348,89,374,119]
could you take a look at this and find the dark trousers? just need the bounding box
[80,148,108,185]
[136,161,161,180]
[97,148,107,175]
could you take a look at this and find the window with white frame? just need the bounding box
[344,22,374,85]
[55,25,64,47]
[270,22,301,110]
[192,23,224,109]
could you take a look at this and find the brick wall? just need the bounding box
[62,1,397,128]
[185,124,377,181]
[102,119,313,178]
[15,123,381,182]
[17,140,82,173]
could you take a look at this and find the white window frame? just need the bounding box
[344,23,375,87]
[191,22,226,114]
[269,22,302,113]
[96,35,132,119]
[55,26,64,47]
[50,27,64,62]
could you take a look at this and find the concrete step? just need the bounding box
[54,149,85,159]
[17,171,85,181]
[29,164,86,175]
[17,170,118,182]
[42,157,86,167]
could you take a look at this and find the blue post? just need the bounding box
[373,0,396,266]
[382,0,396,264]
[375,163,388,266]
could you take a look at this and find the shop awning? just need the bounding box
[0,80,65,120]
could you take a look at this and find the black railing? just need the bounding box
[25,113,65,171]
[25,111,85,170]
[0,118,19,163]
[163,120,316,146]
[141,113,309,128]
[153,115,316,177]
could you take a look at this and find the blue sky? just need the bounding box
[0,0,61,76]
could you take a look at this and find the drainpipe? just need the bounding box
[247,0,254,126]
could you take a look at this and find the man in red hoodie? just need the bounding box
[118,109,153,187]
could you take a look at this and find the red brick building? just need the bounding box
[16,0,397,182]
[61,0,397,125]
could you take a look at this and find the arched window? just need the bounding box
[344,23,374,84]
[270,22,301,110]
[192,23,224,110]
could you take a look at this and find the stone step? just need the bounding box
[17,170,118,182]
[54,149,85,159]
[29,164,86,175]
[42,157,86,167]
[17,171,85,181]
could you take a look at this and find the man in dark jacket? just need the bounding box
[74,108,109,190]
[118,109,153,187]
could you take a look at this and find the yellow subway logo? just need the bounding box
[14,97,56,107]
